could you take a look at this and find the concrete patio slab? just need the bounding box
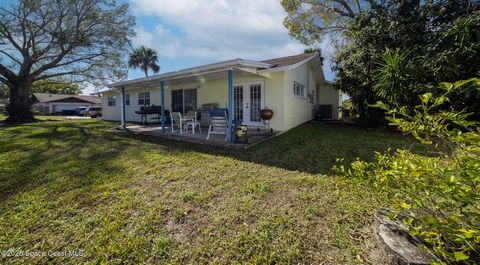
[124,125,278,148]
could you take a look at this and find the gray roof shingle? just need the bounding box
[261,53,316,68]
[33,93,102,104]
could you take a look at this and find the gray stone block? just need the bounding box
[375,209,440,265]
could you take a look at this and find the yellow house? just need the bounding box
[101,53,340,143]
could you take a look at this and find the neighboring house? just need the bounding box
[32,93,102,114]
[101,53,341,133]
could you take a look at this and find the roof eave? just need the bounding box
[258,54,318,74]
[107,59,272,88]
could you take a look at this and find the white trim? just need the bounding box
[107,95,117,107]
[293,81,306,98]
[107,59,272,88]
[238,67,270,78]
[137,91,151,106]
[120,91,125,128]
[258,54,317,74]
[233,80,265,126]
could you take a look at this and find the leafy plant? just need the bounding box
[309,1,478,127]
[336,79,480,264]
[373,49,422,106]
[128,46,160,77]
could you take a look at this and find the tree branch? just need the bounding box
[356,0,362,12]
[334,0,356,17]
[0,76,10,86]
[0,63,15,80]
[0,50,22,65]
[35,63,97,81]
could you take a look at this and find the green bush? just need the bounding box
[335,79,480,264]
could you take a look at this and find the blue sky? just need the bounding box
[113,0,335,93]
[1,0,335,94]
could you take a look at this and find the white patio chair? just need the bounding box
[185,111,201,134]
[171,112,193,133]
[185,110,198,122]
[206,111,228,141]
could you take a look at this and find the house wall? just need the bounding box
[102,90,121,121]
[34,102,97,115]
[102,64,338,131]
[282,63,316,130]
[318,84,342,119]
[102,74,287,130]
[33,103,50,114]
[264,72,285,131]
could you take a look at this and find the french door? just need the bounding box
[233,81,264,125]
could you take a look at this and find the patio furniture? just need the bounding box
[185,111,201,134]
[186,121,202,134]
[135,105,164,125]
[185,110,199,122]
[170,112,194,133]
[206,110,228,141]
[197,103,219,127]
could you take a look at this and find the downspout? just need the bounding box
[120,86,126,129]
[227,69,233,144]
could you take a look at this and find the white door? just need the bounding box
[233,81,264,125]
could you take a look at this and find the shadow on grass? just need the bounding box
[0,121,131,203]
[118,122,432,175]
[0,120,432,204]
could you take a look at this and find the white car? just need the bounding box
[74,106,88,116]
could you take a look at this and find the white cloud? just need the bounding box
[131,27,154,48]
[129,0,309,61]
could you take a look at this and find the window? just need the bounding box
[293,81,305,97]
[125,94,130,106]
[171,89,197,114]
[108,96,116,106]
[138,92,150,106]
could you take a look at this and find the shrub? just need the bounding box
[335,79,480,264]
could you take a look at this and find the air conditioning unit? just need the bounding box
[317,104,333,120]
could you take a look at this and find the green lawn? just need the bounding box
[0,120,429,264]
[0,114,69,122]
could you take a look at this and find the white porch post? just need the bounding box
[120,86,126,129]
[227,69,233,143]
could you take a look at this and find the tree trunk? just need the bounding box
[5,82,36,124]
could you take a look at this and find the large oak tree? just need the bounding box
[0,0,135,123]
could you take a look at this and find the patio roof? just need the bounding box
[107,58,273,90]
[105,53,320,90]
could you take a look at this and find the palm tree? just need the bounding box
[128,46,160,77]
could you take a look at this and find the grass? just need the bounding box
[0,120,430,264]
[0,114,69,122]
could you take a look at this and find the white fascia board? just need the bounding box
[257,54,317,74]
[106,59,273,88]
[237,59,272,69]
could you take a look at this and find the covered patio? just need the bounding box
[125,124,277,148]
[107,59,277,146]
